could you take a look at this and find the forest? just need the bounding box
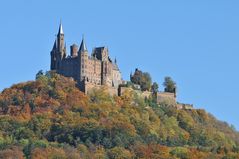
[0,71,239,159]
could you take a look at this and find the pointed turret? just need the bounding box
[58,21,64,35]
[79,36,87,53]
[56,21,65,59]
[79,36,88,82]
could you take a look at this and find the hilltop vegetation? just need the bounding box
[0,72,239,159]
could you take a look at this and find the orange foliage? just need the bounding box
[0,146,24,159]
[133,144,170,159]
[31,147,66,159]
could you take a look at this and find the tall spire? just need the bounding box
[58,21,64,35]
[56,20,65,57]
[79,36,87,52]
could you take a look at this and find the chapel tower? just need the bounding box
[78,37,88,81]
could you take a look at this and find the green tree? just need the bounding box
[35,70,44,80]
[130,68,152,91]
[163,76,176,93]
[107,147,132,159]
[151,82,159,94]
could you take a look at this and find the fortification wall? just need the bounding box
[119,87,177,104]
[84,82,118,96]
[156,92,176,103]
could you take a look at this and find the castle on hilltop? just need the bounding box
[49,22,185,108]
[50,22,122,94]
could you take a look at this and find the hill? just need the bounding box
[0,72,239,159]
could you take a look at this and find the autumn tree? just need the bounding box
[130,68,152,91]
[0,146,24,159]
[107,147,132,159]
[0,69,238,158]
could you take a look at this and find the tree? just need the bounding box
[35,70,44,80]
[107,147,132,159]
[151,82,159,94]
[163,76,176,93]
[130,68,152,91]
[0,146,24,159]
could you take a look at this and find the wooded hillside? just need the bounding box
[0,72,238,159]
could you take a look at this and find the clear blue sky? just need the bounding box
[0,0,239,129]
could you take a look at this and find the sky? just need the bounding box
[0,0,239,129]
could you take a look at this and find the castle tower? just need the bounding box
[79,37,88,81]
[101,47,109,61]
[101,47,110,86]
[70,44,78,57]
[57,22,66,59]
[50,22,67,71]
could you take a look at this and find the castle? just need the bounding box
[50,22,122,94]
[50,22,182,107]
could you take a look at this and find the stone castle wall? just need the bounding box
[60,57,79,80]
[84,82,118,96]
[82,56,102,85]
[156,92,176,104]
[119,86,176,104]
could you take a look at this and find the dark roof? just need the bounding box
[79,38,87,52]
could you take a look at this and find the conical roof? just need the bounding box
[58,22,64,35]
[79,37,87,52]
